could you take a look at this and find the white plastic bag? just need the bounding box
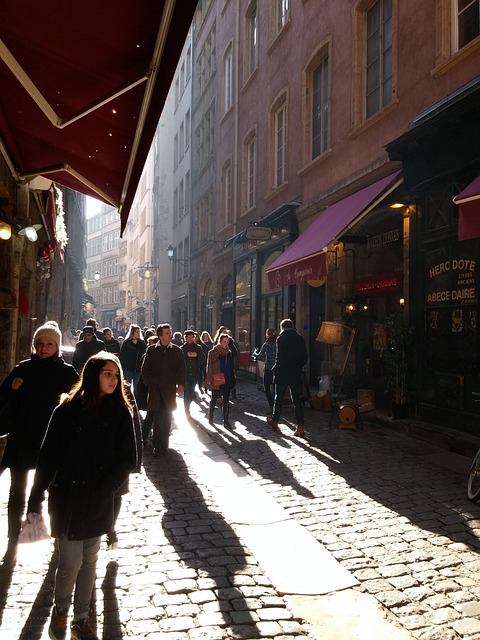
[18,512,50,543]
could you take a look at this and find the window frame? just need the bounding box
[365,0,393,120]
[222,159,233,227]
[351,0,398,130]
[223,42,234,114]
[304,41,331,164]
[245,2,258,81]
[242,128,257,214]
[269,91,288,190]
[453,0,480,51]
[432,0,480,75]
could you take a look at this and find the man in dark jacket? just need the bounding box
[141,324,186,456]
[267,318,308,437]
[72,326,104,374]
[180,330,206,416]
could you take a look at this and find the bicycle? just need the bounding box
[467,392,480,501]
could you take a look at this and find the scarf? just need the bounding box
[215,343,230,357]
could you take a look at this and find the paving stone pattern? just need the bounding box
[190,383,480,640]
[1,380,480,639]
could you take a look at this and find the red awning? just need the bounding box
[453,176,480,241]
[266,171,402,289]
[1,1,197,233]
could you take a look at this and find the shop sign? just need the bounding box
[353,273,403,295]
[245,225,272,240]
[425,243,478,307]
[233,225,288,260]
[367,228,401,248]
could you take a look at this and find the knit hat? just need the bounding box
[33,321,62,351]
[82,326,95,335]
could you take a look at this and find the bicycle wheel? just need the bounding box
[467,449,480,502]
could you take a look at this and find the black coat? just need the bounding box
[72,337,105,373]
[120,339,147,374]
[272,328,308,386]
[103,337,121,355]
[28,397,137,540]
[0,355,78,469]
[181,343,206,381]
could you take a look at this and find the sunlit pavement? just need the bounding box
[1,381,480,639]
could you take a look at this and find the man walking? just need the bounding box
[72,325,104,374]
[141,324,185,456]
[267,318,308,437]
[180,330,205,417]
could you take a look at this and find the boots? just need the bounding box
[208,404,214,425]
[223,402,231,428]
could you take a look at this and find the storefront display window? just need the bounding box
[235,262,251,352]
[260,251,282,335]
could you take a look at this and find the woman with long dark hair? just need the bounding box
[27,351,138,640]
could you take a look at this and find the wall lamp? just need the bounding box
[19,219,42,242]
[325,244,339,269]
[167,244,189,265]
[0,220,12,240]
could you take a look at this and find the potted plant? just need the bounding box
[382,312,415,418]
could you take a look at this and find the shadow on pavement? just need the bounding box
[101,560,122,639]
[187,405,315,501]
[17,545,57,639]
[144,447,285,637]
[201,381,480,554]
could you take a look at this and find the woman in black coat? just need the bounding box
[28,352,137,639]
[119,324,146,400]
[0,321,78,564]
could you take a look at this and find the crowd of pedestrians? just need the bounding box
[0,314,306,639]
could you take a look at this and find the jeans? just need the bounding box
[55,535,101,621]
[272,380,304,426]
[151,395,172,452]
[263,368,274,409]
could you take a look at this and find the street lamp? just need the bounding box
[167,244,189,265]
[86,270,100,283]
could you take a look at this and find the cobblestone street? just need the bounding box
[1,379,480,639]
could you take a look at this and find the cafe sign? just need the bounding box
[425,243,478,307]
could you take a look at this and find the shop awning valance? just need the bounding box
[453,176,480,241]
[266,171,402,289]
[1,0,197,233]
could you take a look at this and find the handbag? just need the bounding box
[213,372,226,386]
[18,512,50,543]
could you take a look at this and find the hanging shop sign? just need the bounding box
[425,242,478,307]
[353,273,403,295]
